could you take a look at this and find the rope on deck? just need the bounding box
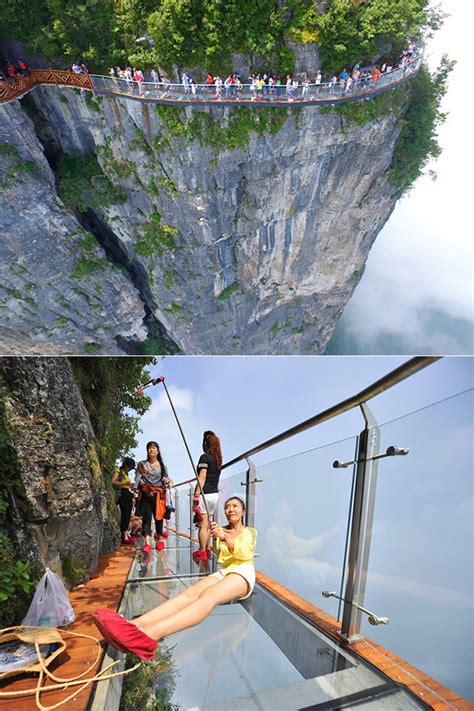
[0,625,141,711]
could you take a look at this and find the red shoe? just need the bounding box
[156,541,165,551]
[143,544,152,553]
[92,608,157,660]
[192,550,206,562]
[161,531,169,539]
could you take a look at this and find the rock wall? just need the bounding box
[1,84,402,354]
[0,357,119,585]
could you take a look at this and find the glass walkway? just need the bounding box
[89,357,473,710]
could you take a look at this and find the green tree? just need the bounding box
[69,358,154,475]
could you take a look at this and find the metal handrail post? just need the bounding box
[174,489,180,534]
[340,402,380,642]
[244,458,257,528]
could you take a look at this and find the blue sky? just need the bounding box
[130,356,473,480]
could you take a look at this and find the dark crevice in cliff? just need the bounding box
[19,94,180,355]
[79,210,179,354]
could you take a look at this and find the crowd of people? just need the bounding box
[0,58,31,83]
[106,43,417,100]
[99,429,257,660]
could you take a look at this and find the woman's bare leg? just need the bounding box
[134,575,219,627]
[141,573,249,640]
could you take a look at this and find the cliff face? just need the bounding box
[0,101,148,355]
[1,85,402,354]
[0,357,119,584]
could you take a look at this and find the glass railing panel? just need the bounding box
[253,436,358,619]
[363,390,474,702]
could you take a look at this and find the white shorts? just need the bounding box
[196,492,219,517]
[209,562,256,600]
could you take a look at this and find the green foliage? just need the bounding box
[135,213,180,258]
[390,56,453,194]
[69,358,154,475]
[165,303,183,314]
[146,0,292,75]
[157,106,289,150]
[57,152,127,213]
[72,233,108,280]
[217,281,239,300]
[332,82,409,126]
[1,0,443,82]
[83,342,102,353]
[293,0,443,74]
[157,176,178,195]
[120,646,178,711]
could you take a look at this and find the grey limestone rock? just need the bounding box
[1,84,402,353]
[0,357,120,585]
[0,100,147,355]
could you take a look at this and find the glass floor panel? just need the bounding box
[117,578,406,710]
[127,544,216,580]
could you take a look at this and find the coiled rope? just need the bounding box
[0,625,141,711]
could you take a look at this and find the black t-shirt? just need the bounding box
[197,453,220,494]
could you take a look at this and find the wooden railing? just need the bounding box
[0,69,93,104]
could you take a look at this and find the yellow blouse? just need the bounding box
[214,527,257,572]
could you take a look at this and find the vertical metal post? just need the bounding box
[340,402,380,642]
[245,457,257,527]
[174,489,180,533]
[188,487,193,548]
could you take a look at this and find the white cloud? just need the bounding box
[143,386,194,422]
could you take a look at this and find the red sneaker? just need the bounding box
[192,550,206,562]
[92,608,157,660]
[161,531,169,539]
[156,541,165,551]
[143,544,152,553]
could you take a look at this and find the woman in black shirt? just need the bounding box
[193,430,222,561]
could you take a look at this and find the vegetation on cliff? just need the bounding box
[2,1,441,76]
[69,357,154,476]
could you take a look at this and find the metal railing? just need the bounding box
[0,55,422,106]
[90,55,422,106]
[171,356,439,642]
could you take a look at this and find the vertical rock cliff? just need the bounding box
[0,357,119,585]
[1,85,403,353]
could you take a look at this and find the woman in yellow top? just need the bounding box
[92,496,257,659]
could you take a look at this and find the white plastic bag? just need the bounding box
[22,568,75,627]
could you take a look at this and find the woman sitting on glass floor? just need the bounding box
[92,496,257,659]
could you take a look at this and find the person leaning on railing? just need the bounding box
[92,496,257,659]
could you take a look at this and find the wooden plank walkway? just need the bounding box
[256,572,474,711]
[0,545,135,711]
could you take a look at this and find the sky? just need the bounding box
[129,355,473,481]
[327,0,473,355]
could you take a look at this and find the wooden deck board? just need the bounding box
[0,546,135,711]
[256,571,473,710]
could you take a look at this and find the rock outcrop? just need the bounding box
[0,357,119,584]
[1,84,402,354]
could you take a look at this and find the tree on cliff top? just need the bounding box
[1,0,442,75]
[69,357,154,476]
